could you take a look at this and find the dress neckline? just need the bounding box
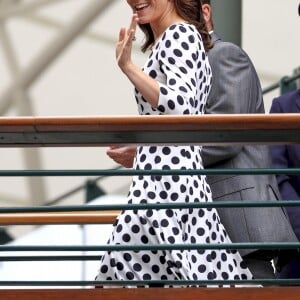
[153,22,189,47]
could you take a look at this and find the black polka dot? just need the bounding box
[100,265,108,273]
[131,225,140,234]
[122,234,131,242]
[126,272,134,280]
[152,265,160,273]
[133,263,142,272]
[198,264,206,273]
[123,253,132,262]
[142,254,150,263]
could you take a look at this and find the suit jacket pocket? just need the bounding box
[207,174,255,200]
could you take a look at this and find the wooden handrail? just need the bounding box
[1,114,300,146]
[1,114,300,130]
[0,210,120,225]
[0,287,300,300]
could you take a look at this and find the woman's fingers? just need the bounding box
[127,13,138,34]
[126,29,135,45]
[126,14,138,43]
[116,14,139,68]
[118,27,126,43]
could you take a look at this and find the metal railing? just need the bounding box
[263,70,300,95]
[0,114,300,294]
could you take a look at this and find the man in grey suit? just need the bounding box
[201,0,297,279]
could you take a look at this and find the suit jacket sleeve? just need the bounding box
[269,98,300,200]
[202,42,260,166]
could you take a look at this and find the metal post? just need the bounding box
[211,0,242,46]
[294,66,300,89]
[280,73,299,96]
[85,180,106,203]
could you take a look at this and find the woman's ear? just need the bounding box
[202,4,211,26]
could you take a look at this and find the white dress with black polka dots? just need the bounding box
[96,23,252,286]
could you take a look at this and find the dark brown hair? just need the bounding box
[139,0,211,52]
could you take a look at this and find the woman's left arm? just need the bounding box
[155,24,201,115]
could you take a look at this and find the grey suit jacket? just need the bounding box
[201,32,297,256]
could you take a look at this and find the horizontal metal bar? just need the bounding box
[262,73,300,94]
[0,279,300,286]
[1,129,300,147]
[0,168,300,177]
[263,82,280,94]
[1,243,299,252]
[1,201,300,214]
[284,72,300,84]
[46,166,122,206]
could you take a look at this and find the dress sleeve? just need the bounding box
[156,24,204,115]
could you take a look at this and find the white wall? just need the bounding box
[243,0,300,111]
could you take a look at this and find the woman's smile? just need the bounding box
[135,2,150,12]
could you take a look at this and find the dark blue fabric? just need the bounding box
[276,256,300,279]
[269,89,300,240]
[270,89,300,279]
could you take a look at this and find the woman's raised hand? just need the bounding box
[116,14,139,72]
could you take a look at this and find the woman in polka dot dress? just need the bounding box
[96,0,253,286]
